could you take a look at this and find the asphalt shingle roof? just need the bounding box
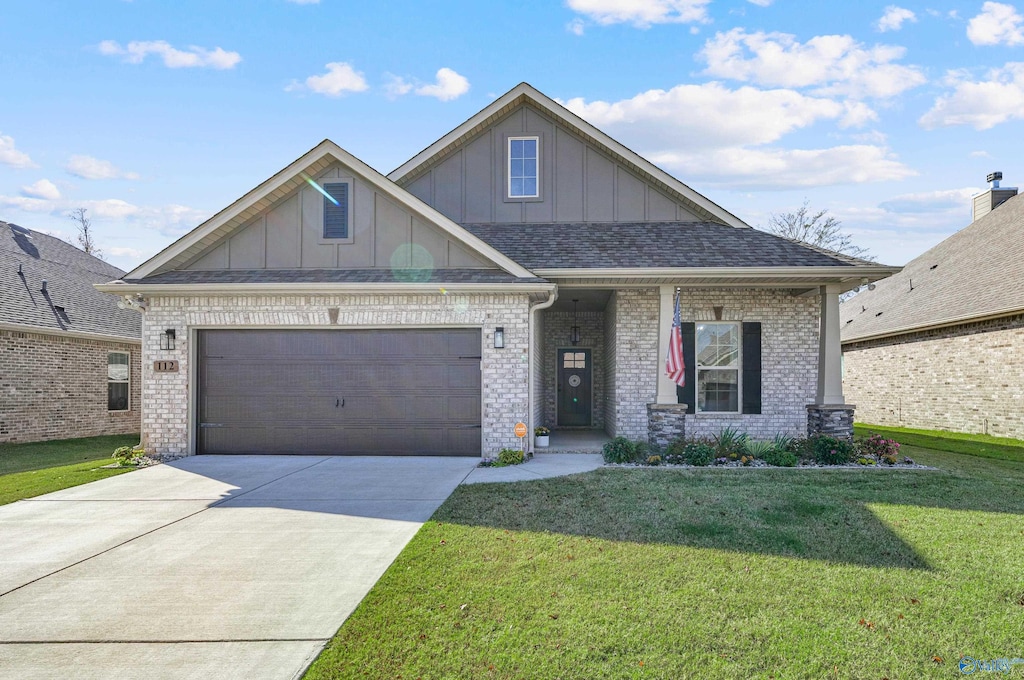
[460,222,878,269]
[1,221,140,340]
[125,268,546,285]
[841,192,1024,342]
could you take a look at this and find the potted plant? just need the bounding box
[534,426,550,448]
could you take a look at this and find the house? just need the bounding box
[841,175,1024,439]
[1,222,141,443]
[96,83,895,458]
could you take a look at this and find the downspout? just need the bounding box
[527,286,558,456]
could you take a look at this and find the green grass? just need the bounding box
[856,423,1024,463]
[0,434,139,505]
[306,447,1024,679]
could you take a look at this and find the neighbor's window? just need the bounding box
[696,323,740,412]
[322,182,350,239]
[108,351,130,412]
[508,137,539,198]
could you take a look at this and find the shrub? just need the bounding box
[762,448,799,467]
[857,434,901,459]
[811,435,856,465]
[534,426,550,437]
[112,445,144,466]
[664,438,687,465]
[744,440,775,459]
[772,433,795,453]
[496,448,525,466]
[598,438,638,464]
[856,457,876,466]
[647,455,662,466]
[880,454,898,466]
[714,426,748,458]
[683,441,716,467]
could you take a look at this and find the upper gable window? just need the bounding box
[508,137,539,198]
[322,182,350,239]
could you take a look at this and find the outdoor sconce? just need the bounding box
[493,327,505,349]
[570,299,581,346]
[160,328,176,351]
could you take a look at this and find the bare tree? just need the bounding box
[67,208,102,258]
[764,200,870,260]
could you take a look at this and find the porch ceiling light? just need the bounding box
[570,299,581,346]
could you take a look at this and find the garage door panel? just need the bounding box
[197,329,481,456]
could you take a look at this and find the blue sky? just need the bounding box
[2,0,1023,270]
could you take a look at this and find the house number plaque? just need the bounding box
[153,360,179,373]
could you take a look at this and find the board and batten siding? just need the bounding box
[401,104,701,224]
[184,162,496,271]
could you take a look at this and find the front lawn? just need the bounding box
[0,434,139,505]
[855,423,1024,463]
[306,446,1024,679]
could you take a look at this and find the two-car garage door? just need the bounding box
[196,329,482,456]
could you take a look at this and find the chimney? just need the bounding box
[972,171,1018,222]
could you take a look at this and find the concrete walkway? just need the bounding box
[0,455,478,680]
[462,452,604,484]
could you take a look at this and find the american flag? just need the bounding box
[666,292,686,387]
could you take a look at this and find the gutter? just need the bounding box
[527,287,558,455]
[95,281,557,295]
[532,266,901,280]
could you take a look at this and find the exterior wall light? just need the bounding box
[160,328,176,351]
[494,327,505,349]
[570,299,581,346]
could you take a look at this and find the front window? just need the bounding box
[696,323,739,412]
[108,352,130,411]
[508,136,539,198]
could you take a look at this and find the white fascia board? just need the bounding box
[127,140,535,281]
[0,322,141,345]
[841,305,1024,345]
[533,266,902,280]
[389,82,749,229]
[95,281,556,295]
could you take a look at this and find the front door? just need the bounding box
[557,349,592,426]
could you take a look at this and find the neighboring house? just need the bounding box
[841,177,1024,439]
[1,222,141,443]
[97,83,895,458]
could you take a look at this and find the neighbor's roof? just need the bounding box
[0,221,141,341]
[463,222,887,270]
[841,192,1024,343]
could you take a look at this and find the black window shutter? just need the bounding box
[323,182,349,239]
[742,322,762,414]
[677,322,696,413]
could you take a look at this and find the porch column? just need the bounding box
[816,284,845,404]
[656,285,677,404]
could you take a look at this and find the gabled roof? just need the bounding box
[124,139,536,281]
[388,82,749,229]
[1,221,140,341]
[841,192,1024,343]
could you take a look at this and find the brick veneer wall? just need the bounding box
[608,288,660,440]
[604,292,618,437]
[541,310,605,430]
[681,289,819,440]
[140,292,532,458]
[843,313,1024,439]
[0,329,141,443]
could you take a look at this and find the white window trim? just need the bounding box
[107,351,130,412]
[507,135,540,199]
[695,322,741,414]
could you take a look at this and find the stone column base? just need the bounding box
[806,404,856,440]
[647,403,688,449]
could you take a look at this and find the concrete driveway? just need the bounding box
[0,455,478,680]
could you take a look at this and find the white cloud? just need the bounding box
[970,150,993,158]
[0,195,208,237]
[288,62,368,97]
[566,0,709,27]
[0,134,36,168]
[877,187,979,213]
[285,0,319,3]
[98,40,242,69]
[65,155,140,180]
[877,6,917,32]
[919,62,1024,129]
[747,0,773,6]
[414,68,470,101]
[698,29,927,99]
[567,18,586,35]
[967,1,1024,45]
[20,179,61,200]
[106,246,146,260]
[383,74,413,98]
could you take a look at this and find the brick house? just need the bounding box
[842,177,1024,439]
[97,83,895,459]
[1,222,141,443]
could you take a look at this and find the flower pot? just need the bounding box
[535,435,549,448]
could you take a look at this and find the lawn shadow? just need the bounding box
[434,458,1024,571]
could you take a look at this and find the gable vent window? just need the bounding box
[322,182,350,239]
[508,137,539,198]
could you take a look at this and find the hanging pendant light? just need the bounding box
[570,299,581,346]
